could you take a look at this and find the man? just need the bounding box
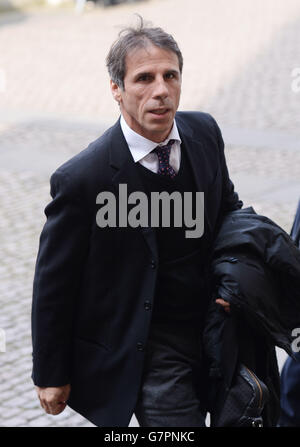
[32,19,241,427]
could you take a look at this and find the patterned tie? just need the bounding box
[153,139,176,178]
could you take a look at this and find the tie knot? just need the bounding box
[154,139,175,155]
[153,139,176,178]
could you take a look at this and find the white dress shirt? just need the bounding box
[120,115,182,174]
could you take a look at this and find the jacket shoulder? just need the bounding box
[175,110,218,134]
[49,122,118,194]
[55,126,113,176]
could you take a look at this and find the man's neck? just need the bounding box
[120,114,173,144]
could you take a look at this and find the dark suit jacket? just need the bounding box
[279,199,300,426]
[31,111,242,427]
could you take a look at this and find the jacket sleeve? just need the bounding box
[211,116,243,214]
[31,169,90,387]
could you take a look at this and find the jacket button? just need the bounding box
[144,301,152,310]
[151,260,156,269]
[137,342,144,351]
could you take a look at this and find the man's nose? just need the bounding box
[152,77,169,99]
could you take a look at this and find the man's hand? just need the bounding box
[36,384,71,415]
[215,298,231,314]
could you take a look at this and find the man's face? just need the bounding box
[111,44,182,143]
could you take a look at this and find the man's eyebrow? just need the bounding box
[134,71,152,79]
[134,69,180,79]
[166,69,180,75]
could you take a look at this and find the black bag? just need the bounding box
[212,364,269,427]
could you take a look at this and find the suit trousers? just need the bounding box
[134,321,207,427]
[279,353,300,426]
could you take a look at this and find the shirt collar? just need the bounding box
[120,115,181,163]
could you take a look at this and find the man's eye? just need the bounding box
[165,73,175,79]
[137,75,151,81]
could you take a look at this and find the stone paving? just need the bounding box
[0,0,300,427]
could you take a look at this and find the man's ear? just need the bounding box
[110,80,122,105]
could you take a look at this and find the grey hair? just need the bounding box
[106,15,183,90]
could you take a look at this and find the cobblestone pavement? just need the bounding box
[0,0,300,427]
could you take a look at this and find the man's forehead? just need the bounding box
[125,44,180,72]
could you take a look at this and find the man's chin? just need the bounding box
[143,123,173,142]
[145,115,174,134]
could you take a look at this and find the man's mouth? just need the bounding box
[149,108,170,116]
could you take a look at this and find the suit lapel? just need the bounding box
[176,120,213,240]
[109,119,158,261]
